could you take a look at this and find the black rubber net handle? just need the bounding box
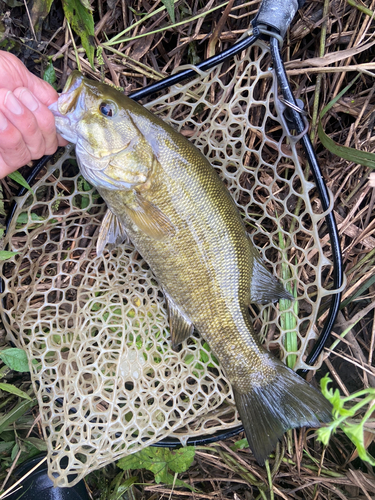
[129,31,260,101]
[270,37,343,370]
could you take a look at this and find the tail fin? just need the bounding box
[233,361,332,465]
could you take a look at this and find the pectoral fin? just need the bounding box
[250,250,293,305]
[125,193,176,240]
[164,291,194,350]
[97,209,129,256]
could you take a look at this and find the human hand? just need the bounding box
[0,51,68,179]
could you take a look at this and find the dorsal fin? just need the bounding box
[250,249,293,304]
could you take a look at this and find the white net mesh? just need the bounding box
[0,40,338,486]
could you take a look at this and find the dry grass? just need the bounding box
[1,0,375,498]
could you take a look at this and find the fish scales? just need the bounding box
[50,71,332,465]
[100,129,270,388]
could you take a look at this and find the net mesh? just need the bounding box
[0,40,337,486]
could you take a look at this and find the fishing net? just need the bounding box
[0,40,339,486]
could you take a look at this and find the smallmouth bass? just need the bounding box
[49,72,332,464]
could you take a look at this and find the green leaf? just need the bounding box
[7,171,33,192]
[318,122,375,168]
[0,349,29,372]
[320,375,334,399]
[344,423,375,466]
[318,73,375,168]
[16,212,45,226]
[77,176,92,208]
[316,426,333,446]
[331,389,344,412]
[340,273,375,309]
[0,383,32,400]
[106,473,138,500]
[0,399,37,434]
[166,447,195,473]
[62,0,95,68]
[43,61,57,88]
[231,438,249,451]
[11,442,19,461]
[0,440,15,455]
[2,0,23,6]
[320,74,360,118]
[30,0,54,33]
[277,231,298,369]
[78,175,92,192]
[319,376,375,465]
[24,437,47,451]
[0,251,18,261]
[118,447,195,487]
[79,0,93,10]
[161,0,175,23]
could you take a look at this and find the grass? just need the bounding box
[278,229,299,369]
[1,0,375,499]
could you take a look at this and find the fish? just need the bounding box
[49,71,332,464]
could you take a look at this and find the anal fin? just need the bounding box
[250,251,293,305]
[97,209,129,257]
[164,291,194,350]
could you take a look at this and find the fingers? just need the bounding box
[0,89,45,170]
[14,87,58,154]
[0,51,59,107]
[0,52,68,179]
[0,154,21,178]
[0,88,64,178]
[57,134,69,147]
[25,72,60,108]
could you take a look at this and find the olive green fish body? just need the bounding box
[50,72,332,464]
[99,130,271,391]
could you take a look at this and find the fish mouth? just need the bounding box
[58,71,85,115]
[49,72,86,119]
[49,101,78,144]
[48,101,63,118]
[48,72,87,144]
[63,71,85,93]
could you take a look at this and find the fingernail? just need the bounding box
[4,91,23,115]
[18,89,39,112]
[0,111,7,131]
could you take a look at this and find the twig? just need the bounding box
[23,0,36,41]
[0,455,48,499]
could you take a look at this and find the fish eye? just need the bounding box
[99,102,116,117]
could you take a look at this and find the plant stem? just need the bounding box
[265,460,274,500]
[104,2,230,47]
[310,0,329,142]
[347,0,374,16]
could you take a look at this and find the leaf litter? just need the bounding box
[0,0,375,499]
